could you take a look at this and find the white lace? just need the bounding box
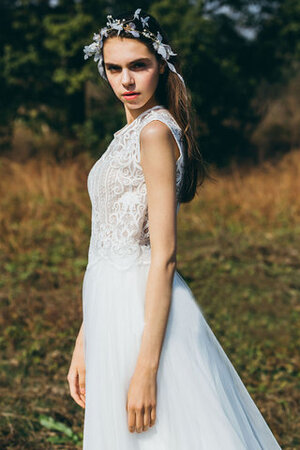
[86,105,185,270]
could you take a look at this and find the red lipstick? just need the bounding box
[122,91,140,100]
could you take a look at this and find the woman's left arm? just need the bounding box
[126,120,179,433]
[136,119,179,372]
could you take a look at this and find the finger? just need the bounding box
[76,372,86,407]
[128,408,136,433]
[68,371,85,409]
[78,370,86,400]
[74,372,86,408]
[143,406,151,431]
[150,406,156,426]
[136,407,144,433]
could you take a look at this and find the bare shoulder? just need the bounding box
[140,119,173,142]
[140,120,180,162]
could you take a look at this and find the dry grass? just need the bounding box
[180,149,300,234]
[0,150,299,448]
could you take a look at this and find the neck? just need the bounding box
[125,99,160,124]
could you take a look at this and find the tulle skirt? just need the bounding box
[82,256,281,450]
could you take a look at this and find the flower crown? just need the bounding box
[83,8,185,86]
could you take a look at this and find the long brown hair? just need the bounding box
[101,8,214,203]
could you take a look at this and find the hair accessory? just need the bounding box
[83,8,185,86]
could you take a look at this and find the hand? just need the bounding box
[67,338,86,409]
[126,364,157,433]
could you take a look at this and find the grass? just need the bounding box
[0,149,299,449]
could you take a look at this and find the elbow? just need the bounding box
[151,247,177,272]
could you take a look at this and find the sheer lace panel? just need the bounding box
[86,106,185,270]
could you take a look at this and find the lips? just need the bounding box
[122,92,139,97]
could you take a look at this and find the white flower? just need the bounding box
[83,42,99,60]
[152,39,177,61]
[93,51,101,63]
[110,22,124,35]
[100,27,108,38]
[106,15,114,27]
[154,42,167,59]
[165,44,177,57]
[83,9,186,86]
[156,31,163,43]
[128,29,140,38]
[93,33,100,42]
[134,8,141,20]
[141,16,150,28]
[126,22,140,38]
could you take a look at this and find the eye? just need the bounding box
[106,62,146,72]
[132,62,145,69]
[107,65,120,72]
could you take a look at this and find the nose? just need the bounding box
[121,68,134,87]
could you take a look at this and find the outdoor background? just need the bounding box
[0,0,299,448]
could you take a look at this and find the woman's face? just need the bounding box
[103,36,164,112]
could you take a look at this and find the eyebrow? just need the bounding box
[104,57,151,67]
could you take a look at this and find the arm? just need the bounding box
[126,120,179,433]
[76,321,84,346]
[136,120,179,373]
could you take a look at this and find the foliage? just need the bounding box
[1,1,300,164]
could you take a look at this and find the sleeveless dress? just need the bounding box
[82,104,282,449]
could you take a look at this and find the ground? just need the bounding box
[0,150,299,449]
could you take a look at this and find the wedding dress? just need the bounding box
[82,104,282,449]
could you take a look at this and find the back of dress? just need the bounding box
[86,105,185,270]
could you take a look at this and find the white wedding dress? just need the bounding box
[82,104,282,449]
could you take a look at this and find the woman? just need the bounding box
[67,8,282,449]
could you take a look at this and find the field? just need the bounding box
[0,150,299,449]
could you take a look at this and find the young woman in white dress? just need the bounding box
[67,8,282,449]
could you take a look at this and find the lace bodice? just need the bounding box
[86,105,185,270]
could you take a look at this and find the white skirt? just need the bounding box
[82,256,282,450]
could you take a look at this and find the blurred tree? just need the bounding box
[251,73,300,161]
[0,0,299,164]
[253,0,300,82]
[1,1,92,135]
[249,0,300,161]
